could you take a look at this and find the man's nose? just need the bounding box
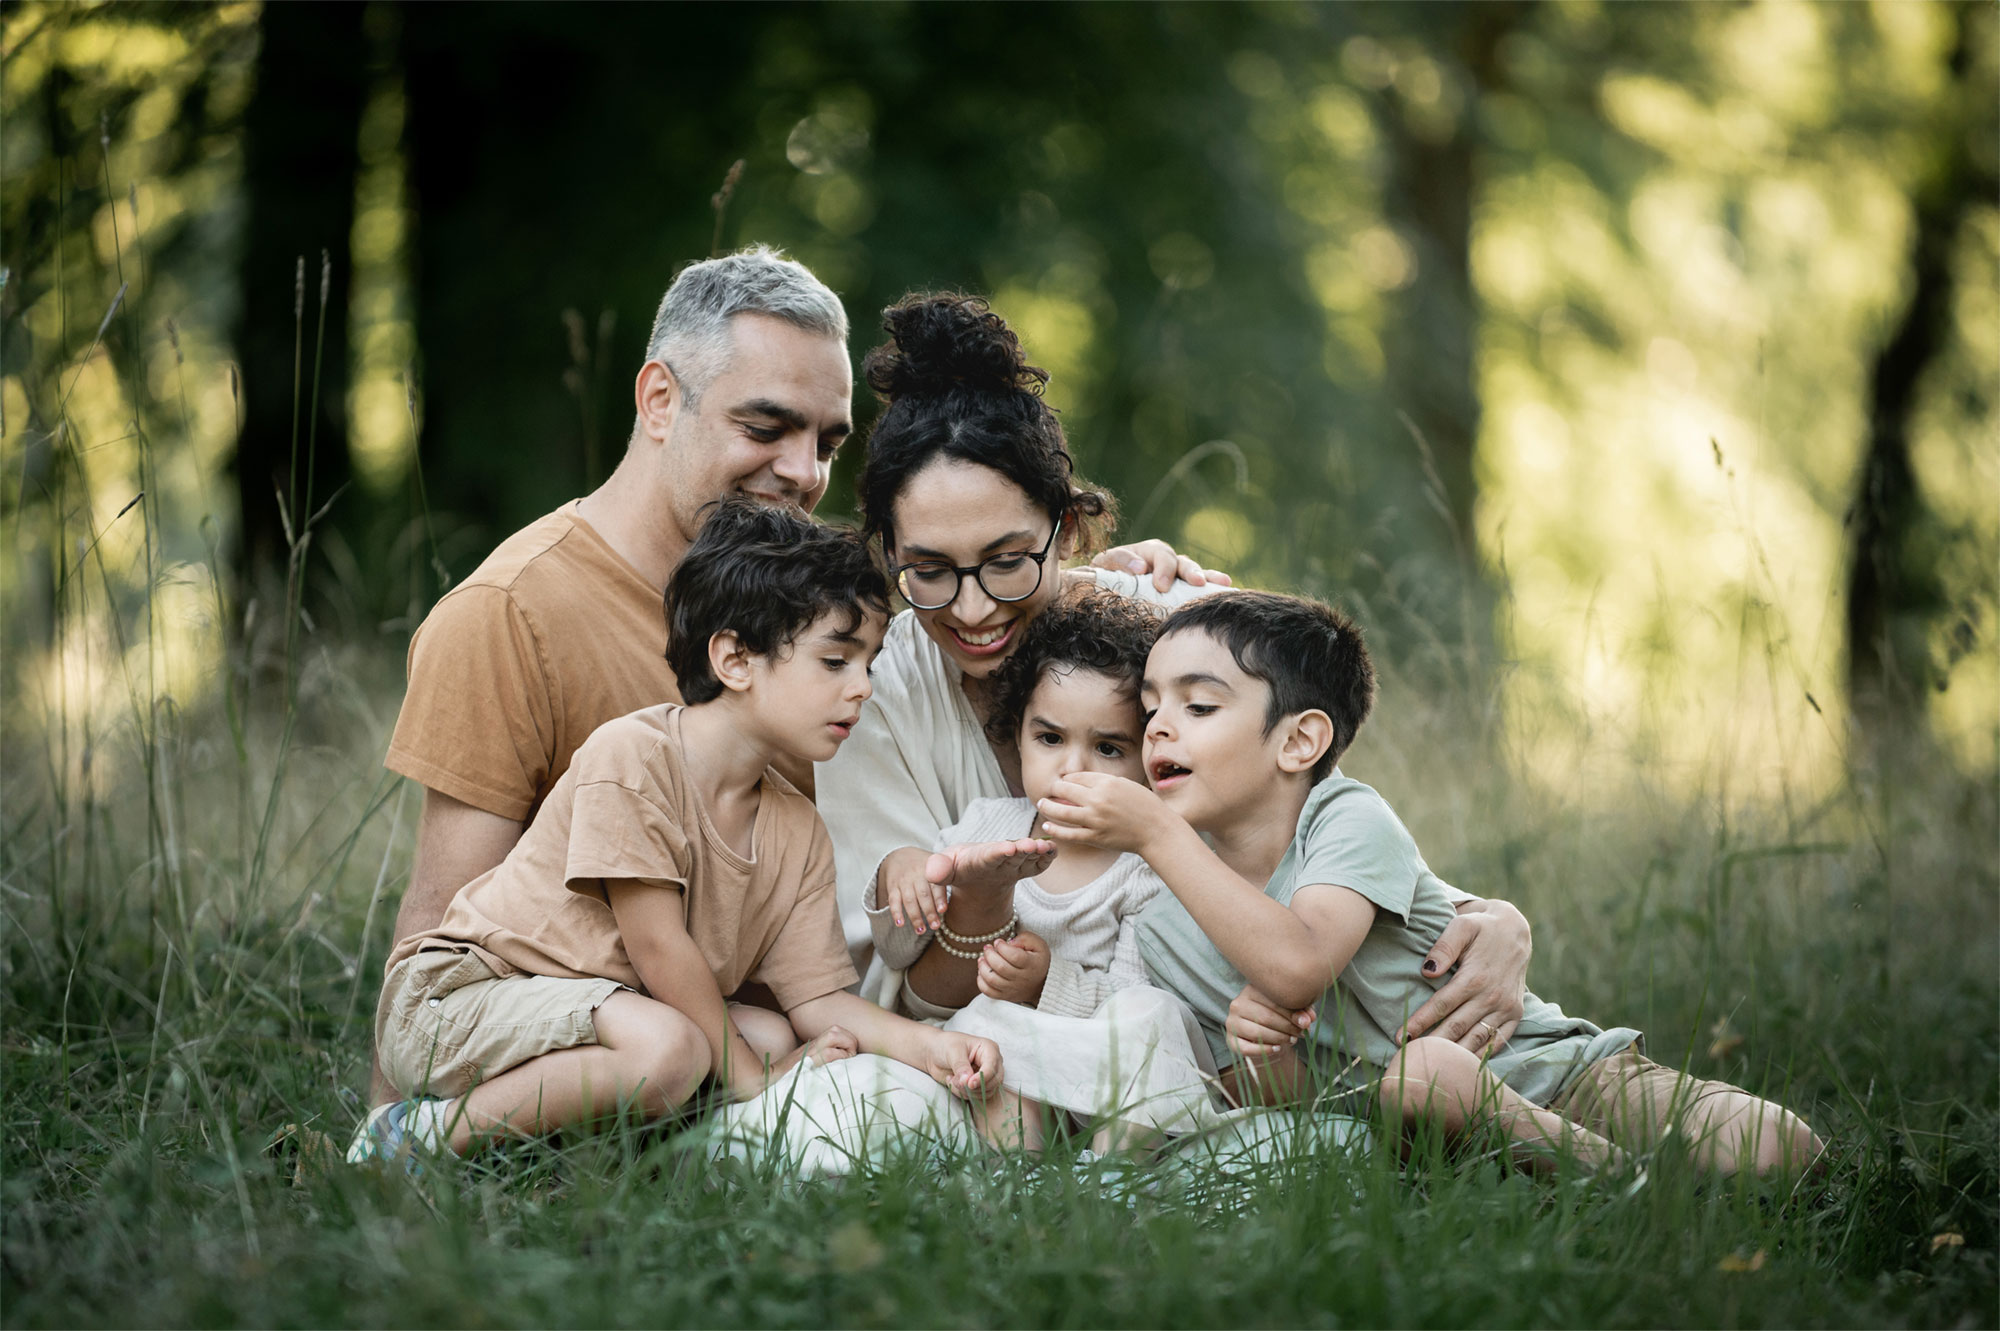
[770,436,822,494]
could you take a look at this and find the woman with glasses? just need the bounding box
[815,292,1532,1053]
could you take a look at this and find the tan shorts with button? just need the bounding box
[375,948,625,1099]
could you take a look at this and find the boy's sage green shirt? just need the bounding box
[1135,772,1639,1106]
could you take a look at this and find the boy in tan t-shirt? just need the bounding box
[351,501,1003,1162]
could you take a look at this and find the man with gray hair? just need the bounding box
[366,245,1212,1114]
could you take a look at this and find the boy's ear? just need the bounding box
[707,630,756,694]
[1276,709,1335,775]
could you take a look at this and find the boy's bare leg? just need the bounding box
[1589,1068,1824,1175]
[729,1002,802,1068]
[445,992,710,1154]
[971,1085,1044,1152]
[1384,1037,1624,1173]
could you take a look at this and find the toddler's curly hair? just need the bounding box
[983,588,1166,748]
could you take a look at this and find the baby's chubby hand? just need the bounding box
[1035,771,1176,855]
[976,930,1050,1006]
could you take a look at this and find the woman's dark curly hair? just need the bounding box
[857,292,1116,556]
[665,498,888,704]
[983,587,1165,748]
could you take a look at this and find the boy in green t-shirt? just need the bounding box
[1038,590,1822,1175]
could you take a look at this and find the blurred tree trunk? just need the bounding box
[1377,1,1529,666]
[231,2,367,597]
[1846,1,1993,748]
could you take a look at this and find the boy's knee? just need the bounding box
[618,1009,710,1111]
[1752,1109,1825,1175]
[1385,1037,1473,1114]
[731,1004,801,1063]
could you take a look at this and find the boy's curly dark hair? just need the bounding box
[857,292,1116,556]
[664,499,888,704]
[1157,591,1374,782]
[983,587,1165,748]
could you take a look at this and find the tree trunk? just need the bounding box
[231,2,367,597]
[1845,1,1990,746]
[1377,1,1528,664]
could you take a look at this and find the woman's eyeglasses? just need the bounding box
[890,525,1060,611]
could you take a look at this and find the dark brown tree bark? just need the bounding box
[1376,1,1530,661]
[231,1,368,594]
[1846,1,1993,743]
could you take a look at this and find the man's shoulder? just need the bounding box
[449,506,598,602]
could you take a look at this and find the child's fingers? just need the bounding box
[1228,1010,1298,1046]
[981,947,1016,978]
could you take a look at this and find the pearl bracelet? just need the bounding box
[933,910,1019,959]
[939,913,1019,947]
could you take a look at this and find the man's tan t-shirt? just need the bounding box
[390,705,858,1011]
[385,503,681,823]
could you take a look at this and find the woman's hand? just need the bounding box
[1395,897,1532,1053]
[1036,772,1175,855]
[1090,539,1235,594]
[976,930,1050,1006]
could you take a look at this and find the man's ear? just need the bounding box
[1276,710,1335,775]
[633,359,686,444]
[708,630,756,694]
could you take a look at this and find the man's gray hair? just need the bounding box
[644,245,848,407]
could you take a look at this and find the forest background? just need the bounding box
[2,3,1995,1327]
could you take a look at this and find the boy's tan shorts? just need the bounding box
[376,948,625,1099]
[1546,1045,1746,1138]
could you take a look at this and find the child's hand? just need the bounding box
[928,839,1057,898]
[1036,771,1175,855]
[881,852,949,935]
[924,1030,1005,1100]
[802,1025,860,1067]
[1226,983,1316,1059]
[976,930,1050,1006]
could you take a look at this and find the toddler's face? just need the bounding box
[1016,666,1147,806]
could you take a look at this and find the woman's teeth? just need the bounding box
[956,625,1009,646]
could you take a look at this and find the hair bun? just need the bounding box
[864,292,1050,402]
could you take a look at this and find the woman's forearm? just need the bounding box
[903,885,1012,1009]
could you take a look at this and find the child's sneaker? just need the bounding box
[345,1098,452,1170]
